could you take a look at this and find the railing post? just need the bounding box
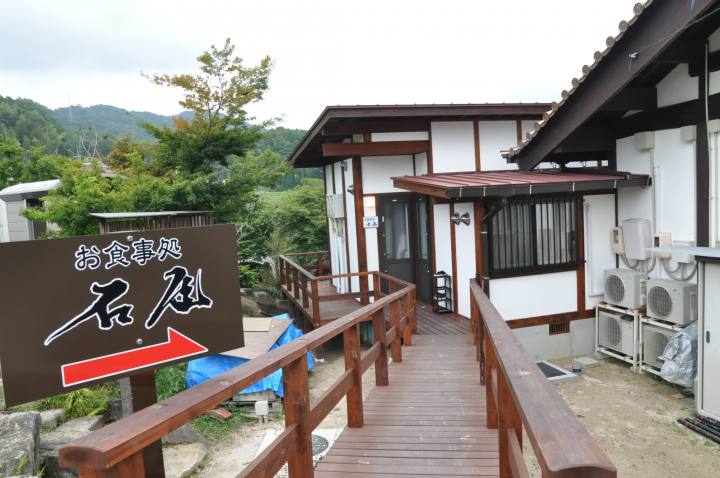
[285,260,292,290]
[498,373,523,478]
[301,275,309,309]
[283,355,313,478]
[372,273,381,301]
[317,252,324,276]
[344,323,364,427]
[372,309,389,386]
[292,269,300,300]
[410,288,417,332]
[402,291,413,346]
[310,279,320,327]
[389,298,402,363]
[485,335,498,429]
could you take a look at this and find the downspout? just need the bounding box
[479,200,506,295]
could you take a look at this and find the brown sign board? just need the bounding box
[0,224,244,407]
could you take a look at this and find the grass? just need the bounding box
[156,364,188,401]
[192,409,255,440]
[10,383,117,420]
[13,454,29,475]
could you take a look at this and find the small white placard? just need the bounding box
[363,216,379,228]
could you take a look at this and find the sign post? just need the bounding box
[0,224,244,477]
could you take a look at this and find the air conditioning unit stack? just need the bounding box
[642,324,675,369]
[604,269,648,309]
[598,311,635,356]
[646,279,698,325]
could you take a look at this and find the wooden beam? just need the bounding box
[698,51,710,247]
[449,202,458,314]
[352,155,369,304]
[321,118,428,136]
[506,309,595,329]
[322,140,429,157]
[601,87,657,111]
[690,50,720,77]
[553,126,615,154]
[614,92,720,137]
[512,0,717,170]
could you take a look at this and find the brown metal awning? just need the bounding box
[392,169,650,199]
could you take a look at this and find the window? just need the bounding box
[489,196,578,278]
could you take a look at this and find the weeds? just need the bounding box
[13,454,29,475]
[192,409,255,440]
[156,364,188,401]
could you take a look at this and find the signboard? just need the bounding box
[0,224,243,406]
[363,215,379,229]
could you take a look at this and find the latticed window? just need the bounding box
[489,196,579,278]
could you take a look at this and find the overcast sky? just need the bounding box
[0,0,639,129]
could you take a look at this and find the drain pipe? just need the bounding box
[479,200,506,295]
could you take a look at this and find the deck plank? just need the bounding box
[318,335,498,477]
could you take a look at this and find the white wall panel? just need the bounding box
[414,152,428,175]
[430,121,475,173]
[362,155,414,194]
[433,203,452,276]
[0,199,8,242]
[453,202,476,317]
[343,160,359,292]
[489,271,577,321]
[365,200,379,279]
[584,194,616,307]
[478,121,517,171]
[371,131,428,142]
[657,64,698,108]
[513,318,595,360]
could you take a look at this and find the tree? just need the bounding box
[0,137,25,189]
[142,38,273,175]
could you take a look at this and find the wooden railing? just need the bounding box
[59,273,416,478]
[470,279,616,478]
[278,252,377,328]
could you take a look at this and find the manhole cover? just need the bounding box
[312,434,329,455]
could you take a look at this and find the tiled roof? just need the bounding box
[503,1,652,160]
[393,169,650,198]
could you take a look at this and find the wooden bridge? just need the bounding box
[59,257,616,478]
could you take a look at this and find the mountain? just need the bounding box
[53,104,175,142]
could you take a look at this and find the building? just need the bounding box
[287,104,651,359]
[0,179,61,242]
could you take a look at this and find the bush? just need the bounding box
[34,385,115,419]
[155,364,188,401]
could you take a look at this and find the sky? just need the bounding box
[0,0,640,129]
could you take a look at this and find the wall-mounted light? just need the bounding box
[451,212,471,226]
[347,183,355,195]
[363,196,376,216]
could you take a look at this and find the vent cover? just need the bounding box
[648,286,673,318]
[605,274,625,304]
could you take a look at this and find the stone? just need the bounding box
[39,410,65,430]
[163,443,207,478]
[0,412,41,477]
[39,416,104,478]
[161,423,204,445]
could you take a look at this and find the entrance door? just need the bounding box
[378,195,432,302]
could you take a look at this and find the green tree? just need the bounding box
[0,137,25,189]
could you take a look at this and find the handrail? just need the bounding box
[59,273,416,478]
[469,279,616,478]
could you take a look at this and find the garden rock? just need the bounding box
[0,411,41,477]
[39,416,104,478]
[162,423,205,445]
[163,443,207,478]
[39,410,65,430]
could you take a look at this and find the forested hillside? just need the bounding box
[0,96,315,189]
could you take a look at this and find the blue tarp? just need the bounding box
[185,314,314,397]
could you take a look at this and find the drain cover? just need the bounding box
[312,434,329,455]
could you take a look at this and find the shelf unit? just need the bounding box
[431,271,453,314]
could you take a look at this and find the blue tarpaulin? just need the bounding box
[185,314,314,397]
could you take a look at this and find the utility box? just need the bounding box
[622,218,652,260]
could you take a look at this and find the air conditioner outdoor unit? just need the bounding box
[604,268,648,309]
[326,194,345,219]
[646,279,698,325]
[642,324,675,369]
[598,311,635,356]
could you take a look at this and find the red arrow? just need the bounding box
[61,327,207,387]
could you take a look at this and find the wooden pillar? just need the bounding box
[485,337,498,430]
[402,291,413,346]
[129,373,165,477]
[576,197,587,315]
[344,323,364,427]
[698,44,711,247]
[389,298,402,363]
[449,202,459,313]
[372,310,389,386]
[352,156,370,304]
[311,280,320,327]
[283,355,313,477]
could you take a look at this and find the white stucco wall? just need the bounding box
[656,64,698,108]
[343,159,359,292]
[430,121,475,173]
[433,203,452,277]
[453,202,476,317]
[371,131,428,142]
[361,155,414,194]
[478,121,517,171]
[513,318,595,360]
[489,271,577,321]
[0,199,8,242]
[414,152,428,175]
[6,200,30,242]
[584,194,617,307]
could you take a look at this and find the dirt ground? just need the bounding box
[527,357,720,478]
[196,337,372,477]
[196,341,720,478]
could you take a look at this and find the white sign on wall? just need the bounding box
[363,216,379,229]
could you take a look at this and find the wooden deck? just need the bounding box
[317,334,498,477]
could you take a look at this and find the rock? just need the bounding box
[39,416,104,478]
[163,443,207,478]
[0,412,41,477]
[39,410,65,430]
[105,399,123,422]
[162,423,204,445]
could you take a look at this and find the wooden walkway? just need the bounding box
[316,334,498,477]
